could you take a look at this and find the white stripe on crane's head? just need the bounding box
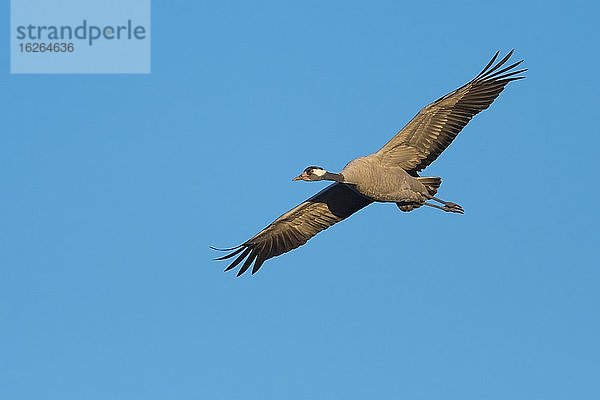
[311,168,326,177]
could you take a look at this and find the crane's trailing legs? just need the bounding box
[425,197,464,214]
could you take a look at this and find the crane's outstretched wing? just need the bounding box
[375,50,526,174]
[214,183,372,276]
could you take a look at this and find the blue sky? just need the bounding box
[2,1,599,399]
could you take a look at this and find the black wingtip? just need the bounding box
[210,245,243,252]
[236,251,258,277]
[475,50,500,79]
[251,257,266,275]
[224,248,251,272]
[213,246,245,261]
[475,50,525,82]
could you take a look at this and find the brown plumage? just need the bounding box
[214,183,372,276]
[376,50,526,174]
[214,50,525,276]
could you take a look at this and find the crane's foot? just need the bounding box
[428,197,464,214]
[424,201,464,214]
[442,202,464,214]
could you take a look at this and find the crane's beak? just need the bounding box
[292,173,306,181]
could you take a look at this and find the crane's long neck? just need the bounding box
[323,172,345,182]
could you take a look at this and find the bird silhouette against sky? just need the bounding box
[214,50,526,276]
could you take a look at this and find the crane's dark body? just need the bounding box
[215,51,526,276]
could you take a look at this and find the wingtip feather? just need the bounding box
[224,248,251,272]
[237,251,258,276]
[210,245,243,252]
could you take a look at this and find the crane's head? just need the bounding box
[293,166,327,181]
